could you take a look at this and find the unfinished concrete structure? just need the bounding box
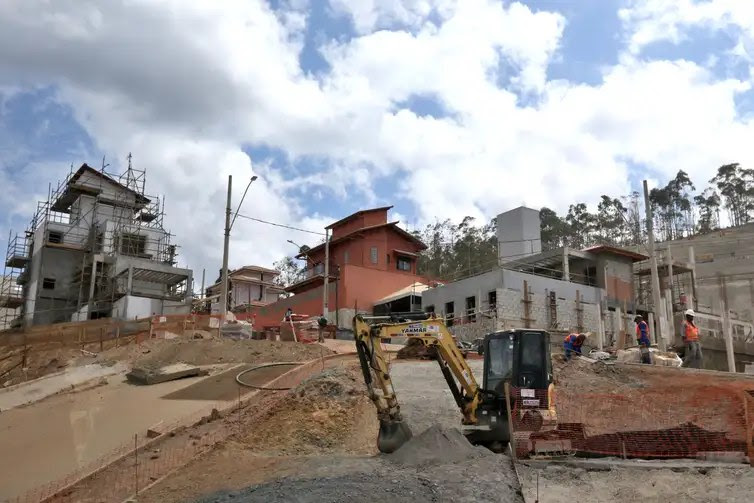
[206,265,285,314]
[423,207,648,345]
[0,160,193,328]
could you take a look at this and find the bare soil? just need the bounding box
[132,356,754,503]
[517,462,754,503]
[236,365,378,456]
[104,338,332,370]
[554,356,754,437]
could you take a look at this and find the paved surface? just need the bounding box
[0,362,127,411]
[0,368,230,500]
[389,359,484,433]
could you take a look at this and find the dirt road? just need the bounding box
[166,359,524,503]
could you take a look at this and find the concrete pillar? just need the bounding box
[720,299,736,373]
[688,246,697,309]
[648,312,656,346]
[596,302,604,351]
[665,290,674,344]
[667,245,674,301]
[616,306,624,349]
[562,246,570,281]
[87,258,97,306]
[127,266,134,294]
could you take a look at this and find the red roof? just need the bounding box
[583,245,648,262]
[325,206,393,230]
[297,221,426,259]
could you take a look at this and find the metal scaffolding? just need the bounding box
[1,155,187,329]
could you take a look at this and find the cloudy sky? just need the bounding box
[1,0,753,284]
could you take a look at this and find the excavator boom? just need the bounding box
[353,314,482,453]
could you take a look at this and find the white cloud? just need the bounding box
[2,0,754,282]
[619,0,754,58]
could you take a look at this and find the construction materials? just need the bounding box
[126,363,203,385]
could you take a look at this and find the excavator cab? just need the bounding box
[465,329,554,449]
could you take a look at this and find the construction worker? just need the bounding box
[634,315,652,364]
[563,332,587,360]
[681,309,703,368]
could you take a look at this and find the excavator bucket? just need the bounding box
[377,419,413,453]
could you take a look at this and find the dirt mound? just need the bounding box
[388,424,489,466]
[106,338,332,370]
[396,338,435,360]
[236,365,377,455]
[553,356,644,392]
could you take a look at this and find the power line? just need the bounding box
[234,214,325,236]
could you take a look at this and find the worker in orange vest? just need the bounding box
[681,309,702,368]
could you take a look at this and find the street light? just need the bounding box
[220,174,258,321]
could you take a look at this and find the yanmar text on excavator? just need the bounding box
[353,313,557,454]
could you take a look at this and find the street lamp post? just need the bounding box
[219,174,257,322]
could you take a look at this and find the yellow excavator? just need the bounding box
[353,313,557,453]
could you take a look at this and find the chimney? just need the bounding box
[496,207,542,264]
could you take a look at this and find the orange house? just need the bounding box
[248,206,427,329]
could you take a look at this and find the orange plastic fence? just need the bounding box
[510,385,752,460]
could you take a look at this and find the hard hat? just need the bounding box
[685,309,695,317]
[581,332,591,338]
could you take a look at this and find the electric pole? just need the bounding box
[322,229,330,319]
[643,180,666,350]
[220,175,232,321]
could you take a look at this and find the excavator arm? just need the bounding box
[353,314,482,453]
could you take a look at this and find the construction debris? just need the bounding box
[126,363,204,385]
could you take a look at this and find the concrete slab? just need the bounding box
[0,363,128,411]
[126,363,205,385]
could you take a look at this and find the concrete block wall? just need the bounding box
[455,285,602,340]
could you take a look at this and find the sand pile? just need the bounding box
[388,424,489,466]
[237,365,377,455]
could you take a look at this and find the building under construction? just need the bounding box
[0,158,193,329]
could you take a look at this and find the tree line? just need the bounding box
[414,163,753,280]
[274,163,753,285]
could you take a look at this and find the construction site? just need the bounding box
[1,167,754,502]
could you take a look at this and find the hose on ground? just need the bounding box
[235,362,301,391]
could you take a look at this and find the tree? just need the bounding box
[565,203,596,248]
[540,207,568,250]
[649,186,674,241]
[694,187,721,234]
[273,256,304,292]
[666,170,695,236]
[710,163,754,227]
[596,196,627,244]
[414,216,497,281]
[622,191,643,245]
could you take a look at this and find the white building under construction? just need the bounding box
[0,160,193,329]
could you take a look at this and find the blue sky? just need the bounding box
[1,0,753,276]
